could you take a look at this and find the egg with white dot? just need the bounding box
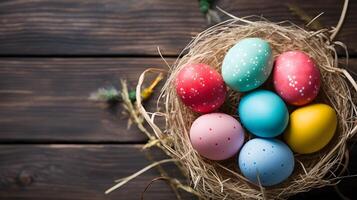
[190,113,245,160]
[238,138,294,186]
[176,63,227,113]
[222,38,273,92]
[273,51,321,106]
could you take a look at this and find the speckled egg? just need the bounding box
[238,90,289,138]
[190,113,245,160]
[176,63,227,113]
[238,138,295,186]
[284,104,337,154]
[273,51,321,106]
[222,38,273,92]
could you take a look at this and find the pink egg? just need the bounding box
[190,113,245,160]
[175,63,226,113]
[273,51,321,106]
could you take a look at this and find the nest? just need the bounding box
[134,16,357,200]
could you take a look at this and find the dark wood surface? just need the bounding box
[0,0,356,56]
[0,58,355,143]
[0,145,192,200]
[0,145,356,200]
[0,58,173,143]
[0,0,356,199]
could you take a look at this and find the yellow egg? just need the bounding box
[284,104,337,154]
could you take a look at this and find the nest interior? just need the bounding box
[140,18,357,200]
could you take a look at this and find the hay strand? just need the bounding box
[134,15,356,200]
[108,1,356,199]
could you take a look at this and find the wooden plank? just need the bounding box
[218,0,357,57]
[0,145,193,200]
[0,144,356,200]
[0,58,172,143]
[0,58,355,143]
[0,0,356,56]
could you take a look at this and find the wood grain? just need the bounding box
[0,58,355,143]
[0,145,355,200]
[0,0,356,56]
[0,58,172,143]
[0,1,356,199]
[0,145,193,200]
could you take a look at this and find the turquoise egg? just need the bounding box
[222,38,273,92]
[238,138,294,186]
[238,90,289,138]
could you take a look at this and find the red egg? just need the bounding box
[175,63,226,113]
[273,51,321,106]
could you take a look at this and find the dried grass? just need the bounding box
[134,16,357,199]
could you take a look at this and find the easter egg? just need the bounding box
[284,104,337,154]
[273,50,321,106]
[190,113,245,160]
[222,38,273,92]
[238,90,289,138]
[176,63,227,113]
[238,138,294,186]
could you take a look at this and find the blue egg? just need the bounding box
[238,90,289,138]
[222,38,273,92]
[238,138,294,186]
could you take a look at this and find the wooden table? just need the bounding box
[0,1,356,199]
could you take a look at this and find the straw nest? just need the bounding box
[136,17,357,200]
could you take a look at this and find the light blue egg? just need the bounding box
[222,38,273,92]
[238,90,289,138]
[238,138,294,186]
